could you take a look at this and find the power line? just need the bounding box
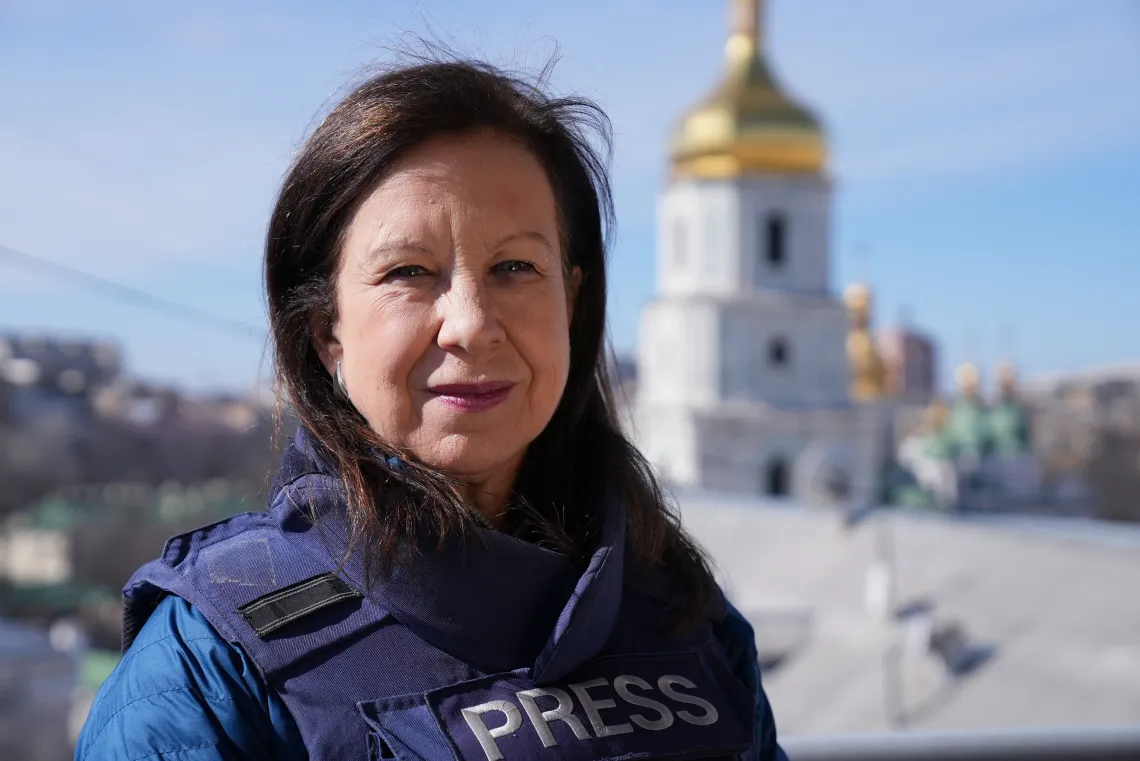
[0,245,267,343]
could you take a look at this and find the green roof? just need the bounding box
[944,399,995,458]
[922,429,958,461]
[989,400,1032,456]
[11,482,257,534]
[82,650,121,692]
[0,582,117,616]
[13,498,90,531]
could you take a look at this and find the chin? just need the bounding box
[417,431,525,479]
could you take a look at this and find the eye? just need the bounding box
[492,260,538,276]
[383,264,431,281]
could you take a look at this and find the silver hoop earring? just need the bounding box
[335,360,350,400]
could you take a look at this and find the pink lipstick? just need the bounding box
[428,381,515,412]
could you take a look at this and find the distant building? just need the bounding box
[0,525,71,585]
[1021,364,1140,521]
[0,330,285,507]
[876,326,938,404]
[0,617,78,761]
[0,480,258,623]
[634,0,885,507]
[0,334,121,427]
[610,352,638,396]
[0,335,125,506]
[608,352,639,436]
[889,362,1091,516]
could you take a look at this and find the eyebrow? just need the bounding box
[491,230,555,255]
[362,240,434,268]
[364,230,555,267]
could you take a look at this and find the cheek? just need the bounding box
[338,285,434,388]
[508,287,573,387]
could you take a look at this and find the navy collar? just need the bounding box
[269,427,625,681]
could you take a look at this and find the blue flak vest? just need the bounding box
[123,430,757,760]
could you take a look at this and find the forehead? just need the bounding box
[360,132,558,231]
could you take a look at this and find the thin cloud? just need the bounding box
[783,1,1140,184]
[0,121,286,278]
[838,95,1140,183]
[1,0,1135,276]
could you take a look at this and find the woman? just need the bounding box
[76,58,786,761]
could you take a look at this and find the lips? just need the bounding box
[427,381,516,412]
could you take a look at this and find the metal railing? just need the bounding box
[782,726,1140,761]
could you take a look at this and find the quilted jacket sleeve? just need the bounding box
[74,595,306,761]
[713,601,790,761]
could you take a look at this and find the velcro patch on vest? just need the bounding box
[237,573,362,638]
[426,652,751,761]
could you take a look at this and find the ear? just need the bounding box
[565,265,583,323]
[311,315,344,377]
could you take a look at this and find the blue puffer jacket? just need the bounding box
[76,595,781,761]
[76,595,305,761]
[76,428,786,761]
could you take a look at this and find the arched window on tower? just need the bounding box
[764,212,787,268]
[823,468,852,502]
[767,336,791,368]
[763,456,790,497]
[673,219,687,268]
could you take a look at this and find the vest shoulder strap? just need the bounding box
[123,493,390,679]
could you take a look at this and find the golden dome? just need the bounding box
[844,282,888,401]
[847,331,887,401]
[670,0,827,180]
[843,282,872,314]
[955,363,981,396]
[996,360,1018,396]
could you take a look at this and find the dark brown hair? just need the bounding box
[265,56,719,623]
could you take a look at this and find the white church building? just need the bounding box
[633,0,886,506]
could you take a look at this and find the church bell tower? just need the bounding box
[635,0,873,497]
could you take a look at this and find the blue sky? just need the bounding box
[1,0,1138,393]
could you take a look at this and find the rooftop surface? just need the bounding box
[675,493,1140,735]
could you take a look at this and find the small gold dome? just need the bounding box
[671,0,827,179]
[996,360,1018,396]
[843,282,871,314]
[844,282,887,401]
[955,363,981,395]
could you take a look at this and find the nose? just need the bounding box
[436,271,505,356]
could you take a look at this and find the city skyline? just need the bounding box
[1,0,1138,392]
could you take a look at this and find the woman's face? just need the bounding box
[321,131,579,486]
